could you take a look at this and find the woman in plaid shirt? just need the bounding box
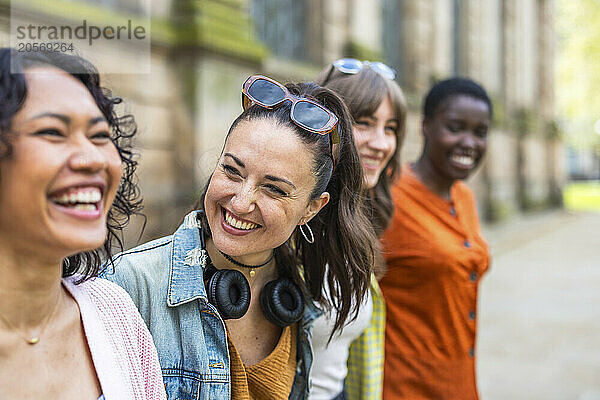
[313,59,408,400]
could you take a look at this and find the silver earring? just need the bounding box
[299,223,314,244]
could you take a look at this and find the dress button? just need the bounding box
[463,240,471,248]
[469,348,475,357]
[469,272,478,282]
[468,310,476,320]
[450,207,457,216]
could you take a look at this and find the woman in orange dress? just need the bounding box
[379,78,492,399]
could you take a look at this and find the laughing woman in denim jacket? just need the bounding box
[103,76,379,399]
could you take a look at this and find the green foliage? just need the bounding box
[485,199,514,222]
[513,107,535,137]
[519,193,549,212]
[343,40,382,62]
[490,95,506,128]
[545,120,562,140]
[556,0,600,151]
[563,181,600,211]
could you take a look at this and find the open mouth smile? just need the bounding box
[221,206,261,232]
[48,186,103,218]
[450,149,478,169]
[451,154,475,167]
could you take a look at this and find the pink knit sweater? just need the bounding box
[63,276,166,400]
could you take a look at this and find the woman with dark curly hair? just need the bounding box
[103,75,379,399]
[0,48,165,399]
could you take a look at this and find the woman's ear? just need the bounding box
[422,119,430,139]
[300,192,330,224]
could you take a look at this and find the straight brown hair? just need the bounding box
[316,66,407,276]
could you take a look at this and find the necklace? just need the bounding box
[0,292,61,345]
[220,251,274,278]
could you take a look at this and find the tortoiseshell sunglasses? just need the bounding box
[242,75,340,169]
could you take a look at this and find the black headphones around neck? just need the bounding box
[198,213,304,327]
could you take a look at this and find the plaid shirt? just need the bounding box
[345,276,385,400]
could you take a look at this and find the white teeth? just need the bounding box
[73,204,96,211]
[52,187,101,205]
[225,210,258,230]
[452,155,475,167]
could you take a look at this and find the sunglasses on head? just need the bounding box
[324,58,396,83]
[242,75,340,170]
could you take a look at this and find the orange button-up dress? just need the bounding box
[379,164,490,400]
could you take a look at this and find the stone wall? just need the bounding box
[0,0,563,247]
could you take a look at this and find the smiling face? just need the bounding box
[352,95,398,189]
[423,94,490,182]
[0,66,122,261]
[204,117,329,261]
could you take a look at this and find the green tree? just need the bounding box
[556,0,600,152]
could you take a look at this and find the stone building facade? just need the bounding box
[0,0,563,246]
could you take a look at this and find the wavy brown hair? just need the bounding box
[194,80,379,335]
[0,48,142,282]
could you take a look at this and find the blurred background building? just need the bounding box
[0,0,564,244]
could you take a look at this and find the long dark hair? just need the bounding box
[315,66,407,240]
[194,81,379,335]
[0,48,142,282]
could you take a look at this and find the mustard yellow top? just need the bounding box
[228,324,297,400]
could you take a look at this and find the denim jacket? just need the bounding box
[102,211,321,400]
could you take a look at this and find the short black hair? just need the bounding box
[423,77,492,121]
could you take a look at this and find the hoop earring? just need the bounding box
[298,223,314,244]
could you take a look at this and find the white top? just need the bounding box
[308,287,373,399]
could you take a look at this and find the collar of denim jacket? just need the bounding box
[302,297,322,329]
[165,211,326,324]
[167,210,210,307]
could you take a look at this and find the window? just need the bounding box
[382,0,402,79]
[251,0,307,61]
